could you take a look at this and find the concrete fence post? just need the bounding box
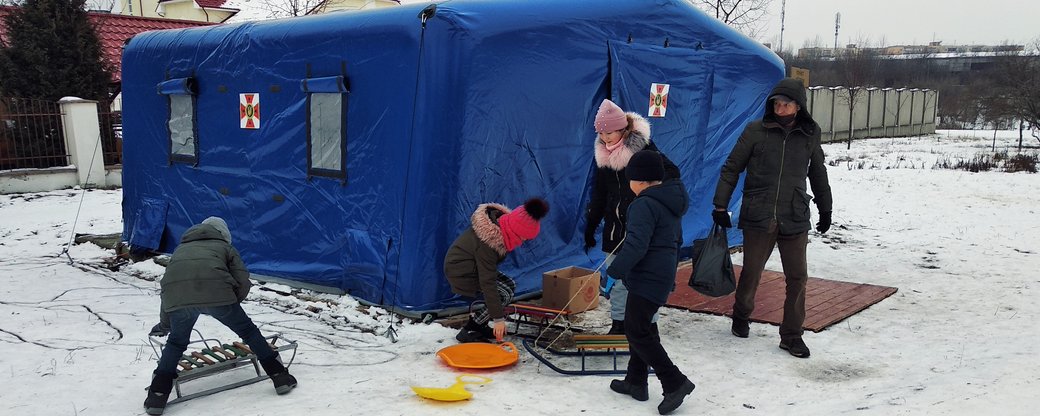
[59,97,106,188]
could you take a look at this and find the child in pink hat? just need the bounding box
[444,198,549,342]
[584,99,682,335]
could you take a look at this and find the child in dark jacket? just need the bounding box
[143,217,297,415]
[605,151,695,415]
[444,198,549,343]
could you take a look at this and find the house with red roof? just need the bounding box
[1,6,215,87]
[103,0,237,23]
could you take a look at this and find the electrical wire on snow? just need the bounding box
[57,130,103,265]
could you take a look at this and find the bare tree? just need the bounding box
[831,42,882,148]
[989,39,1040,148]
[690,0,774,39]
[257,0,327,18]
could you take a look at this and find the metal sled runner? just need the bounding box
[523,335,648,376]
[147,332,297,405]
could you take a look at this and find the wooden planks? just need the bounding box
[666,263,897,332]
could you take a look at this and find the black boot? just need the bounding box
[658,378,696,415]
[609,379,648,401]
[456,318,493,342]
[143,371,175,415]
[260,356,298,395]
[731,317,749,338]
[779,337,811,358]
[465,318,495,339]
[607,320,625,335]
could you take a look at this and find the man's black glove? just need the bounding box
[583,233,597,254]
[712,209,732,228]
[816,211,832,234]
[149,322,170,337]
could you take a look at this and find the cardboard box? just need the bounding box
[541,266,600,313]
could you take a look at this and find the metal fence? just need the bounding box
[0,97,69,170]
[98,105,122,166]
[807,87,938,142]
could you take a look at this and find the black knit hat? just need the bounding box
[626,150,665,182]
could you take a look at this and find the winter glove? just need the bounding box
[583,233,597,254]
[149,322,170,337]
[712,209,732,228]
[816,211,832,234]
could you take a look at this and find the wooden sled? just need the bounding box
[147,332,297,405]
[522,335,647,376]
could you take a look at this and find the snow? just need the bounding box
[1,130,1038,415]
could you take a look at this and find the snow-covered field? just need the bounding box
[0,130,1037,415]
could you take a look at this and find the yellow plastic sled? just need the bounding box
[411,375,493,401]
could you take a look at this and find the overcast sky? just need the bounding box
[396,0,1038,50]
[761,0,1040,50]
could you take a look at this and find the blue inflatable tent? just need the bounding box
[121,0,783,317]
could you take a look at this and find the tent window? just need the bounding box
[158,77,198,165]
[168,95,196,163]
[302,75,348,180]
[309,93,343,173]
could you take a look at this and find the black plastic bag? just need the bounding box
[688,224,736,297]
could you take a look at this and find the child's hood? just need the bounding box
[640,180,689,217]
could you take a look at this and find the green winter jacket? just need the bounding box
[160,221,251,312]
[714,78,833,235]
[443,203,510,320]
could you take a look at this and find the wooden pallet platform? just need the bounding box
[665,263,897,332]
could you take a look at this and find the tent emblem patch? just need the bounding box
[648,83,669,118]
[240,93,261,129]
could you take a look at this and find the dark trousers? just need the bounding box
[732,226,809,341]
[154,303,276,376]
[624,293,687,392]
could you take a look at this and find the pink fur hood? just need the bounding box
[470,202,511,256]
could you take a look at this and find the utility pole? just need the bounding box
[834,12,841,51]
[779,0,787,53]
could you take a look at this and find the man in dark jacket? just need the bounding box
[143,217,297,415]
[607,150,695,415]
[712,77,833,358]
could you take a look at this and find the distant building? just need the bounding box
[99,0,238,23]
[798,41,1025,59]
[308,0,401,15]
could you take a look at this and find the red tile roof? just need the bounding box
[0,7,217,82]
[89,14,216,82]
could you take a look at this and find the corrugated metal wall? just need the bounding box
[806,86,937,142]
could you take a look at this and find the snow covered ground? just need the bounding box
[0,130,1037,415]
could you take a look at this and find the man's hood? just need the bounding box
[763,77,814,126]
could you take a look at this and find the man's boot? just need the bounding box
[143,371,175,415]
[260,356,298,395]
[607,319,625,335]
[731,317,749,338]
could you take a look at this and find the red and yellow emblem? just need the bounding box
[648,83,669,118]
[240,93,260,129]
